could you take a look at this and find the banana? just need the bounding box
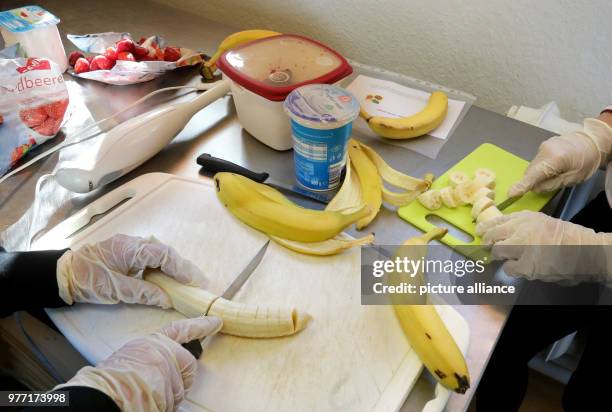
[215,172,369,242]
[146,272,217,316]
[391,228,470,394]
[361,91,448,139]
[473,187,495,202]
[417,190,442,210]
[476,205,503,225]
[473,168,496,189]
[471,196,494,219]
[440,187,458,208]
[448,171,469,187]
[208,297,311,338]
[326,157,363,212]
[145,272,310,338]
[202,29,281,79]
[347,141,382,229]
[270,232,374,256]
[453,181,483,205]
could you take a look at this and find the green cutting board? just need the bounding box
[398,143,555,254]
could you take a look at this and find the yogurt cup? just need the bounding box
[284,84,360,191]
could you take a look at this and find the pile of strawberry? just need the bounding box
[68,36,181,74]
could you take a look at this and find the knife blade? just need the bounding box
[496,195,522,211]
[182,240,270,358]
[196,153,335,204]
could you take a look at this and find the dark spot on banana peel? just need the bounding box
[434,369,447,379]
[453,373,470,394]
[214,178,220,192]
[425,332,432,340]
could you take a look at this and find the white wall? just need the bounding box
[154,0,611,121]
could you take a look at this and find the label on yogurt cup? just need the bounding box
[284,84,359,191]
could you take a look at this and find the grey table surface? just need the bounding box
[0,1,560,410]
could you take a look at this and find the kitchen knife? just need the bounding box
[496,195,522,211]
[197,153,335,204]
[182,240,270,358]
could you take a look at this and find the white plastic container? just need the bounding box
[217,34,352,151]
[0,6,68,72]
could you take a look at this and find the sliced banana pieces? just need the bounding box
[145,272,310,338]
[448,171,469,187]
[476,206,503,225]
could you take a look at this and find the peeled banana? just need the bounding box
[215,172,369,242]
[202,29,281,79]
[417,190,442,210]
[361,91,448,139]
[145,271,310,338]
[391,228,470,393]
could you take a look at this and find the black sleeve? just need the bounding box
[23,386,120,411]
[0,247,70,318]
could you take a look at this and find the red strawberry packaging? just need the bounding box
[0,44,69,176]
[66,32,202,85]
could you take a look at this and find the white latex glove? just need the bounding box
[54,317,222,412]
[57,234,206,307]
[476,211,612,282]
[509,118,612,197]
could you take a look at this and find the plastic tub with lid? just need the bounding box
[0,5,68,72]
[217,34,352,150]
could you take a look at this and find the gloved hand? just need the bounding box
[476,211,612,282]
[54,317,222,412]
[57,234,206,307]
[509,118,612,197]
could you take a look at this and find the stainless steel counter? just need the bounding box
[0,1,558,410]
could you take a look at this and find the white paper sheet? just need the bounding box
[346,75,467,158]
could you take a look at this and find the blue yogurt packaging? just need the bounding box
[283,84,360,191]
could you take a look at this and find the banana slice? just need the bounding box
[417,190,442,210]
[454,181,482,205]
[471,196,494,219]
[448,171,469,187]
[472,187,495,202]
[474,168,496,189]
[476,205,503,225]
[440,187,458,208]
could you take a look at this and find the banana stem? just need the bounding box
[408,227,447,245]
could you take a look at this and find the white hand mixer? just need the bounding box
[0,80,230,192]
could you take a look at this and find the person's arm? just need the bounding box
[0,247,69,318]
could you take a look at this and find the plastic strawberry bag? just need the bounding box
[0,44,69,176]
[66,32,203,85]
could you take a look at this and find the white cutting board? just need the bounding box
[33,173,470,412]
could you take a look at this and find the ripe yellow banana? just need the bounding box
[347,140,382,229]
[391,228,471,393]
[145,271,310,338]
[215,172,369,242]
[361,91,448,139]
[202,29,281,79]
[270,232,374,256]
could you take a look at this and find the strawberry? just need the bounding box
[74,57,91,74]
[163,46,181,62]
[19,107,48,128]
[68,51,84,67]
[34,116,61,136]
[0,114,3,124]
[104,47,118,61]
[90,55,114,70]
[133,45,148,59]
[117,52,135,62]
[43,99,69,119]
[137,37,146,45]
[116,38,134,53]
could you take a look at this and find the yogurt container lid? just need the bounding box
[284,84,360,129]
[218,34,352,102]
[0,6,60,33]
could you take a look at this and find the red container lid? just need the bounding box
[217,34,353,102]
